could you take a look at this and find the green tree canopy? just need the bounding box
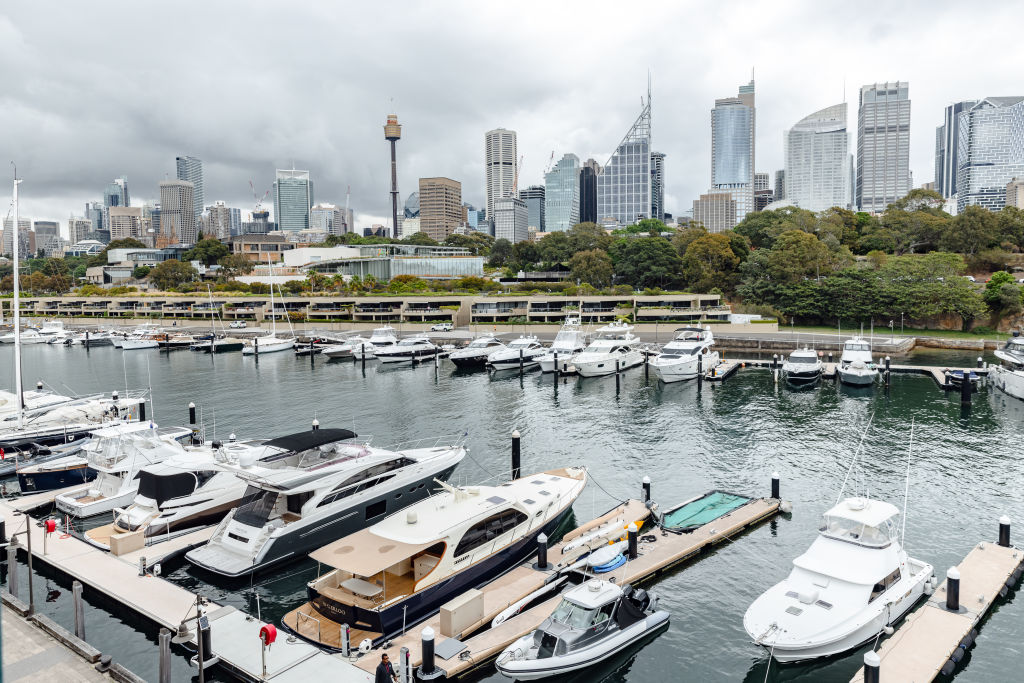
[567,222,612,254]
[681,233,740,293]
[218,253,255,277]
[487,238,513,267]
[150,259,198,290]
[609,237,683,289]
[402,232,439,246]
[941,206,999,256]
[184,235,230,266]
[569,249,613,288]
[536,231,572,264]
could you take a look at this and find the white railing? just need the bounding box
[296,611,321,642]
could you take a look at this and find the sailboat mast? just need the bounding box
[12,172,24,429]
[267,257,276,336]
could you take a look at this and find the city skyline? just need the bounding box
[2,1,1022,234]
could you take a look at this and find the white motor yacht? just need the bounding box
[991,334,1024,401]
[783,348,823,386]
[54,423,193,518]
[837,337,878,387]
[353,326,401,359]
[67,330,115,347]
[322,334,372,359]
[743,497,934,663]
[374,334,437,363]
[282,467,588,648]
[488,335,546,370]
[186,430,467,577]
[241,334,296,354]
[649,326,718,383]
[0,328,50,344]
[572,322,644,378]
[449,335,506,369]
[538,317,588,373]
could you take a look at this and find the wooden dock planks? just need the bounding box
[850,542,1023,683]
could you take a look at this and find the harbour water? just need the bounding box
[3,342,1023,682]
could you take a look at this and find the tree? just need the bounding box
[941,206,999,256]
[511,240,540,268]
[567,222,612,254]
[488,238,513,267]
[149,259,197,290]
[443,232,494,256]
[569,249,613,288]
[671,225,708,258]
[995,206,1024,249]
[984,271,1021,313]
[536,231,572,264]
[609,237,683,289]
[218,253,255,277]
[87,238,147,267]
[681,234,740,293]
[387,274,429,293]
[765,230,833,284]
[402,231,439,246]
[184,235,230,266]
[132,266,151,279]
[880,189,950,254]
[733,206,817,249]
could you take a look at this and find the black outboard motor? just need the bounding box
[630,588,650,611]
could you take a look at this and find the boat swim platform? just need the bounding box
[850,541,1024,683]
[348,495,780,679]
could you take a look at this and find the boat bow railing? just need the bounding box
[385,433,469,452]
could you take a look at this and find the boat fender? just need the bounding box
[951,646,966,663]
[780,501,793,514]
[941,660,956,676]
[883,625,894,635]
[959,633,975,650]
[358,638,372,654]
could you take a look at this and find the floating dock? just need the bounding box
[850,536,1023,683]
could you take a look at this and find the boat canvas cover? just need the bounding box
[661,491,750,532]
[309,526,438,576]
[263,428,356,452]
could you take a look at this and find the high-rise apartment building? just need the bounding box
[108,207,145,242]
[710,80,756,227]
[203,201,236,239]
[774,170,785,202]
[493,196,529,244]
[544,154,580,232]
[273,169,314,232]
[598,94,651,226]
[1008,178,1024,209]
[935,101,977,199]
[753,174,774,212]
[103,176,130,209]
[33,221,59,238]
[518,186,546,231]
[176,156,204,225]
[158,180,196,246]
[485,128,517,220]
[1,218,32,256]
[309,203,348,235]
[956,97,1024,213]
[856,82,911,213]
[68,216,93,245]
[579,158,600,224]
[651,152,666,221]
[85,201,104,234]
[418,177,463,241]
[692,192,737,233]
[784,103,851,212]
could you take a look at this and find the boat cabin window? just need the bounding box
[846,343,870,352]
[454,509,528,557]
[137,470,199,506]
[286,491,313,515]
[549,598,613,630]
[234,486,280,527]
[788,355,819,364]
[819,514,895,547]
[869,567,902,602]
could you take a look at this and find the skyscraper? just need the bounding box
[158,180,196,246]
[485,128,517,220]
[108,207,145,241]
[956,97,1024,213]
[579,159,600,224]
[935,101,977,199]
[384,114,402,238]
[753,172,773,212]
[493,197,529,244]
[650,152,666,221]
[68,216,93,244]
[856,82,911,213]
[85,201,104,233]
[544,154,580,232]
[784,103,851,212]
[598,91,651,226]
[203,201,235,239]
[175,156,204,224]
[774,170,785,202]
[103,176,130,209]
[692,192,736,233]
[518,186,545,232]
[404,192,420,219]
[710,80,755,227]
[273,169,314,232]
[418,177,462,240]
[309,203,348,235]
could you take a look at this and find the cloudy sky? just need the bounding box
[2,1,1021,236]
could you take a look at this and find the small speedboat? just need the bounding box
[783,348,823,386]
[992,333,1024,400]
[449,335,505,368]
[487,335,545,370]
[495,579,670,680]
[837,337,877,387]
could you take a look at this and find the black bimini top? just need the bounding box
[264,428,357,452]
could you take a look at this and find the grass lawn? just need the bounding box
[787,324,1010,341]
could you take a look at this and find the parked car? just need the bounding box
[964,275,977,282]
[430,322,453,332]
[229,320,247,328]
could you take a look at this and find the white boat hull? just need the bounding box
[574,351,644,377]
[838,366,877,386]
[241,338,295,355]
[992,366,1024,401]
[121,339,159,350]
[490,353,544,370]
[650,351,719,383]
[538,351,581,373]
[56,485,139,518]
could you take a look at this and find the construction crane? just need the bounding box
[512,154,524,195]
[543,150,556,174]
[249,179,270,213]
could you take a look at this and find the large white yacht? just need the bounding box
[374,333,437,363]
[782,348,823,386]
[322,334,373,359]
[992,334,1024,401]
[186,431,467,577]
[352,326,400,359]
[449,335,506,369]
[0,328,49,344]
[648,326,718,383]
[572,322,644,378]
[282,467,588,648]
[837,337,878,387]
[538,317,589,373]
[743,497,934,662]
[54,423,194,518]
[488,335,546,370]
[0,392,147,457]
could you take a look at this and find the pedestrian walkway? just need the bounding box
[2,608,107,682]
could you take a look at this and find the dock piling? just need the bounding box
[511,430,521,481]
[417,626,437,680]
[771,472,780,500]
[978,356,983,369]
[642,475,651,503]
[254,335,259,357]
[0,519,5,544]
[519,348,524,375]
[310,340,315,365]
[341,623,351,657]
[158,627,171,683]
[312,419,320,432]
[999,516,1011,548]
[7,538,17,599]
[139,400,146,422]
[553,351,558,381]
[697,353,703,390]
[946,567,961,611]
[961,372,972,405]
[863,651,880,683]
[73,580,85,640]
[400,646,412,683]
[139,556,146,576]
[188,402,196,425]
[627,523,638,560]
[536,533,548,569]
[36,380,42,391]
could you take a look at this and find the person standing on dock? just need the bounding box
[375,653,398,683]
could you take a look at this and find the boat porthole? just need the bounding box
[394,493,401,499]
[408,487,416,493]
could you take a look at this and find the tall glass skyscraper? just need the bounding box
[103,176,130,209]
[956,96,1024,213]
[273,169,315,232]
[579,159,600,223]
[176,156,204,224]
[597,95,651,226]
[485,128,517,220]
[710,80,755,225]
[856,82,911,213]
[518,186,545,231]
[935,101,977,199]
[544,154,580,232]
[650,152,666,221]
[784,103,851,212]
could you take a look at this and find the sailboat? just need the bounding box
[241,262,296,355]
[192,286,244,353]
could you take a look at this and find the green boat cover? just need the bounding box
[662,491,751,532]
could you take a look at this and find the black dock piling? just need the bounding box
[771,471,780,499]
[863,651,880,683]
[999,516,1011,548]
[627,523,638,560]
[642,475,651,503]
[511,429,521,480]
[536,533,548,569]
[946,567,961,611]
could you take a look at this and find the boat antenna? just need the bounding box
[146,355,156,422]
[835,411,875,504]
[901,418,914,545]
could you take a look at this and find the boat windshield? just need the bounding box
[845,343,870,352]
[788,356,819,364]
[234,485,280,528]
[468,338,496,348]
[549,598,606,629]
[509,338,534,348]
[819,514,895,547]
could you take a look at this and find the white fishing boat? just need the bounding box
[538,316,588,373]
[648,326,718,383]
[837,337,878,387]
[488,335,546,370]
[783,348,823,386]
[572,322,644,378]
[991,333,1024,401]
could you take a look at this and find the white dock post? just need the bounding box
[7,537,17,599]
[73,580,85,640]
[158,627,171,683]
[400,646,412,683]
[863,650,880,683]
